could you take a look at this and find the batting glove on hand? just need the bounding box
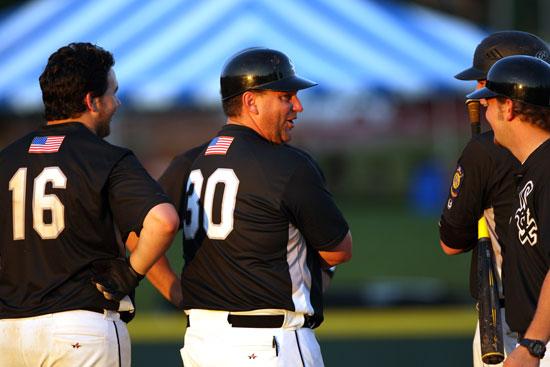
[91,258,144,302]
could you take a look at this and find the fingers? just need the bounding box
[93,281,116,301]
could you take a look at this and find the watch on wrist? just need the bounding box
[520,338,546,359]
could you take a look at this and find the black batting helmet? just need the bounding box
[466,55,550,107]
[455,31,550,81]
[220,47,317,101]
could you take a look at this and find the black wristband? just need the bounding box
[126,258,145,281]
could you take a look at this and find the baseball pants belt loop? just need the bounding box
[228,314,284,328]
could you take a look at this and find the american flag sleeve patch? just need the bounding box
[28,136,65,153]
[205,136,234,155]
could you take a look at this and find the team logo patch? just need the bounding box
[450,165,464,198]
[514,180,538,246]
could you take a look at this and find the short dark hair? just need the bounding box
[221,95,242,117]
[221,90,266,117]
[497,96,550,131]
[39,42,115,121]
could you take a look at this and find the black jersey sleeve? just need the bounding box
[157,143,207,228]
[282,157,349,251]
[157,155,191,228]
[108,153,171,237]
[440,138,495,250]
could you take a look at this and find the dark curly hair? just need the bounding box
[39,42,114,121]
[496,96,550,131]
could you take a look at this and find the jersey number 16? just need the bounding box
[9,167,66,240]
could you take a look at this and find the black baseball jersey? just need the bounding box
[439,131,519,299]
[158,124,349,325]
[505,139,550,333]
[0,122,170,318]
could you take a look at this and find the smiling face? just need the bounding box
[94,68,121,138]
[253,90,303,144]
[482,97,508,146]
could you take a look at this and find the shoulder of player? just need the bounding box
[464,131,518,166]
[176,141,210,163]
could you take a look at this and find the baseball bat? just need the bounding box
[466,98,505,364]
[466,99,481,136]
[477,218,505,364]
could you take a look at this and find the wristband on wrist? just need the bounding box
[126,258,145,281]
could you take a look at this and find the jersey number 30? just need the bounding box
[9,167,66,240]
[184,168,239,240]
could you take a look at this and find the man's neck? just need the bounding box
[508,123,550,164]
[47,114,96,135]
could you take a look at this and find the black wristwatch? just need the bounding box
[520,338,546,359]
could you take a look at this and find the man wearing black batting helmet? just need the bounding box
[439,31,550,367]
[152,47,352,366]
[0,42,179,367]
[467,55,550,367]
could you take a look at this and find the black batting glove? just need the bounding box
[91,258,144,302]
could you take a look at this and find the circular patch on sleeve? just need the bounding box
[450,165,464,198]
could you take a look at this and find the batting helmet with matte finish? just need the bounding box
[466,55,550,107]
[220,47,317,101]
[455,31,550,81]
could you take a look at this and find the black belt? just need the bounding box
[186,313,316,328]
[228,314,284,328]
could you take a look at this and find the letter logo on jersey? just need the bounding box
[514,180,538,246]
[450,165,464,198]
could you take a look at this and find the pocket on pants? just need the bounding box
[229,330,278,367]
[52,315,110,366]
[181,328,230,367]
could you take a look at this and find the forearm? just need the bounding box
[504,270,550,366]
[128,203,179,275]
[145,255,183,306]
[318,231,352,268]
[524,270,550,343]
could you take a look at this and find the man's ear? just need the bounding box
[84,92,98,112]
[242,91,258,115]
[505,98,515,121]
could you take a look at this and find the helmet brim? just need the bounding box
[256,75,318,92]
[466,87,500,100]
[454,67,487,81]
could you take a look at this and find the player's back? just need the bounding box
[180,124,348,320]
[0,122,130,318]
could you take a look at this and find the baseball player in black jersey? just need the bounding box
[439,31,550,367]
[0,43,179,367]
[467,55,550,367]
[154,47,352,367]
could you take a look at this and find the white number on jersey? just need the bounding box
[184,168,239,240]
[9,167,66,240]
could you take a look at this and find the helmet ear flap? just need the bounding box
[220,47,317,101]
